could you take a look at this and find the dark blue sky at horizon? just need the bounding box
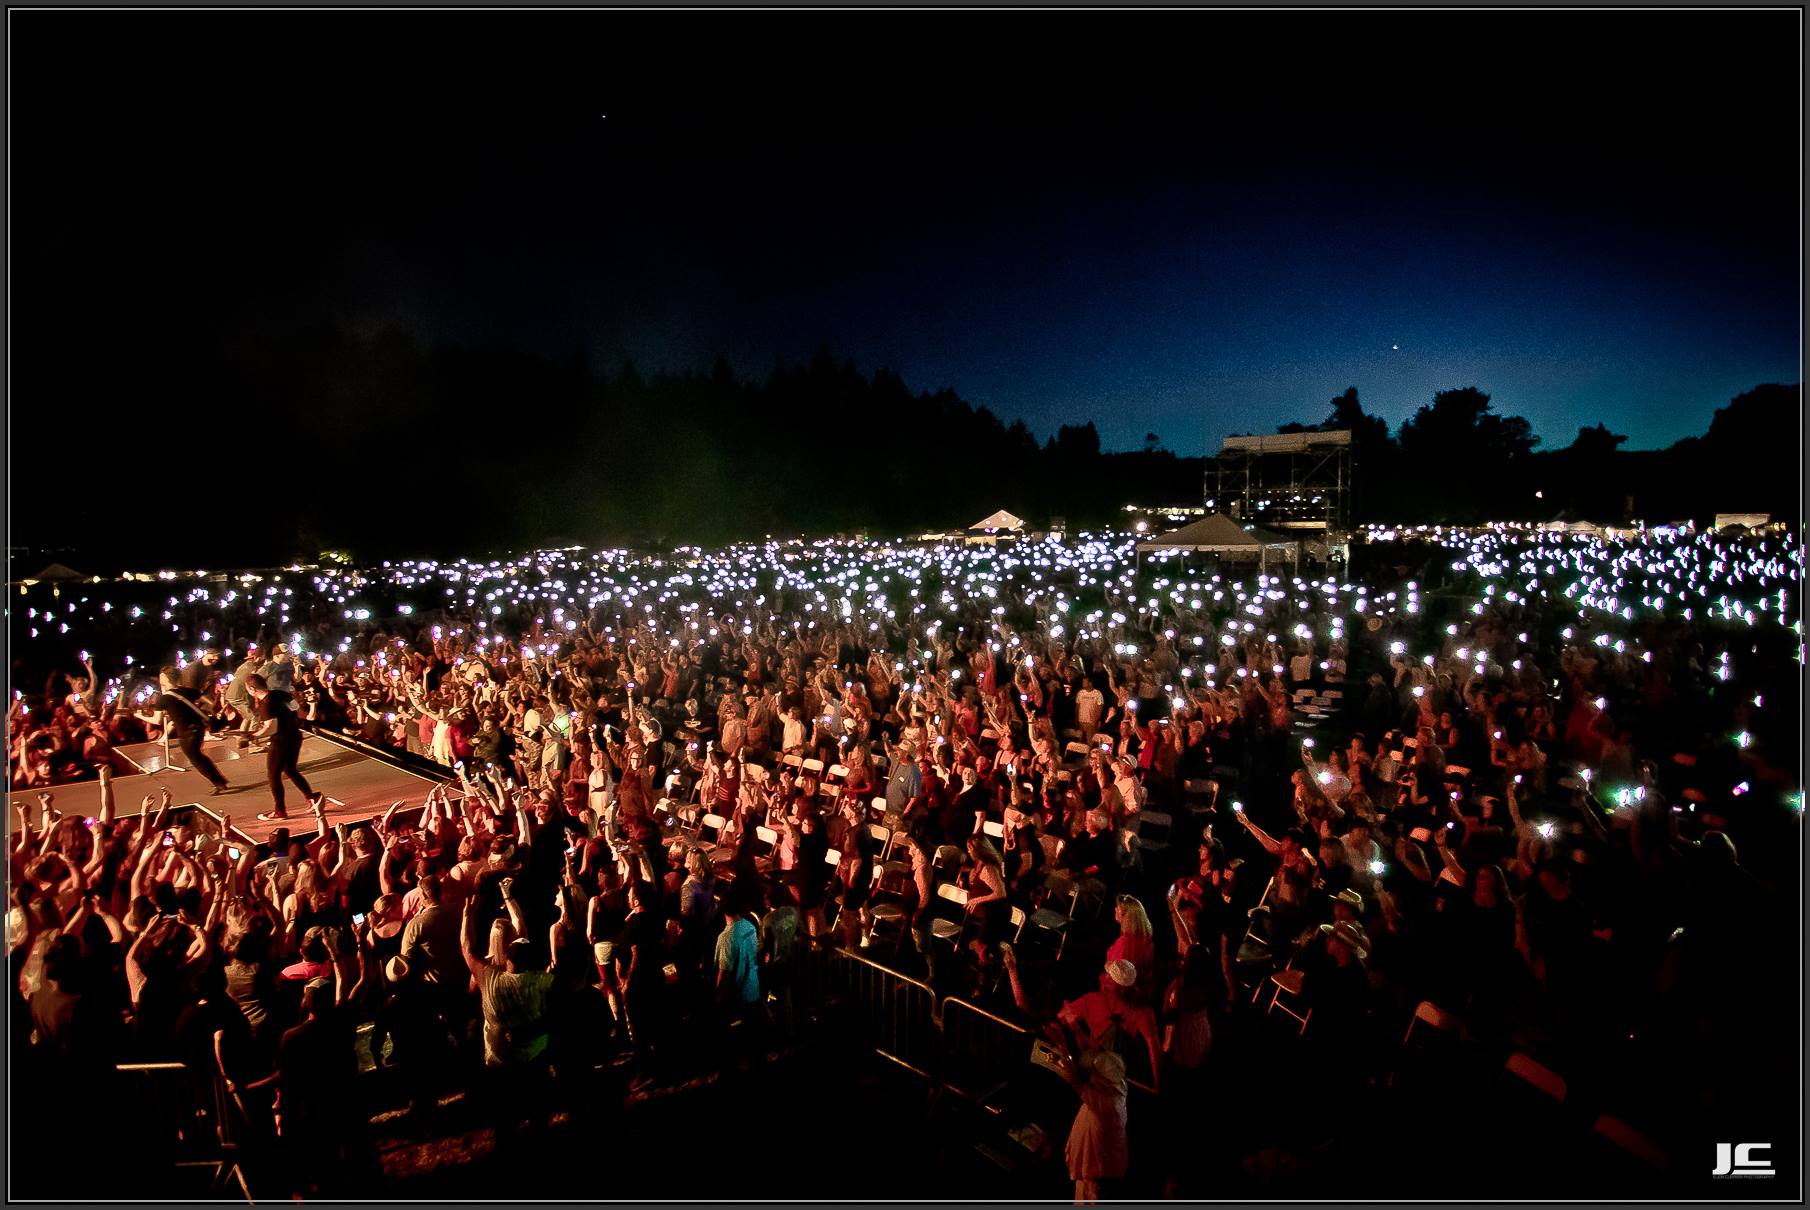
[13,12,1801,459]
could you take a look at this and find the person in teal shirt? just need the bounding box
[715,895,761,1008]
[714,887,765,1065]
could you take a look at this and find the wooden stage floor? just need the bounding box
[10,733,453,845]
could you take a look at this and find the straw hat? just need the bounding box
[1319,918,1370,960]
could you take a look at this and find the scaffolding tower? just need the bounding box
[1207,429,1353,538]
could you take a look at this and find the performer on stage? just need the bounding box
[225,648,262,746]
[136,665,231,796]
[247,672,314,822]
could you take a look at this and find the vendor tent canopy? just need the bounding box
[969,510,1025,532]
[1135,513,1298,572]
[12,562,89,595]
[1135,514,1293,553]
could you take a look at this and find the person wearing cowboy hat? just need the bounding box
[1055,958,1162,1097]
[1305,917,1373,1054]
[371,954,454,1126]
[1317,883,1365,932]
[1059,1044,1129,1205]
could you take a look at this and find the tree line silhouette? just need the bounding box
[25,323,1799,570]
[1271,382,1798,528]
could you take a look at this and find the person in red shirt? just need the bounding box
[1055,958,1162,1094]
[1105,895,1157,999]
[449,711,475,763]
[954,695,981,742]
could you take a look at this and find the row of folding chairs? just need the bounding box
[1060,734,1122,766]
[780,753,851,783]
[852,832,1081,963]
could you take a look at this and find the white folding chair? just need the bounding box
[751,825,781,870]
[1024,883,1077,959]
[820,847,845,928]
[1505,1052,1567,1103]
[865,861,911,953]
[1402,999,1463,1047]
[1265,967,1312,1034]
[1592,1115,1668,1171]
[927,881,970,948]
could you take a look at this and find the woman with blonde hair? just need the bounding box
[1106,894,1156,996]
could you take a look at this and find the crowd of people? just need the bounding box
[8,524,1800,1199]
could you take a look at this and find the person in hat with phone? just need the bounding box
[1056,1045,1129,1204]
[1055,958,1162,1097]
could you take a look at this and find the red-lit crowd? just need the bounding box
[10,574,1794,1200]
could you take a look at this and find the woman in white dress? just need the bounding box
[1059,1047,1128,1204]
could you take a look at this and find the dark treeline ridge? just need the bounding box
[1271,383,1800,530]
[20,324,1798,570]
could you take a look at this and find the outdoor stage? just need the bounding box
[8,732,453,846]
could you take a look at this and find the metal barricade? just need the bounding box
[821,947,940,1078]
[940,997,1034,1106]
[115,1060,253,1200]
[116,1061,215,1155]
[794,949,1100,1113]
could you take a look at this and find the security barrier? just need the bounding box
[114,1060,253,1200]
[820,947,941,1077]
[940,996,1035,1105]
[800,947,1058,1112]
[116,1061,216,1155]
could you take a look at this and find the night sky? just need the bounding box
[12,12,1800,518]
